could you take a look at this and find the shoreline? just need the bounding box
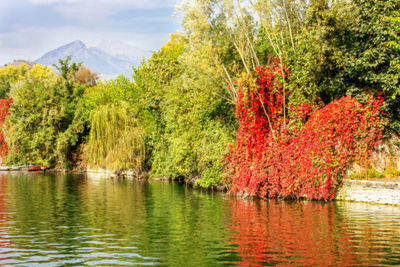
[336,179,400,206]
[3,167,400,206]
[85,168,400,206]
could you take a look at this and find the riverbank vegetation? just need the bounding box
[1,0,400,200]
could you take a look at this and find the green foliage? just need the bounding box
[393,140,400,148]
[350,167,386,179]
[288,0,400,118]
[53,55,82,80]
[151,58,236,185]
[385,167,400,177]
[348,166,400,180]
[387,11,400,94]
[84,76,136,113]
[349,166,400,180]
[288,0,356,105]
[132,29,236,185]
[132,34,185,170]
[195,164,224,188]
[4,63,89,167]
[153,87,235,180]
[87,103,145,171]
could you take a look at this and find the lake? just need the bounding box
[0,172,399,266]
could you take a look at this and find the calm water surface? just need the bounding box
[0,173,399,266]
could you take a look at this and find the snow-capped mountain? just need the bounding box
[35,40,149,79]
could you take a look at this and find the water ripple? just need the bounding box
[0,173,399,266]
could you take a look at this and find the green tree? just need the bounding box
[132,34,185,169]
[287,0,400,126]
[82,76,143,171]
[5,63,89,167]
[132,27,237,185]
[387,11,400,88]
[87,103,145,172]
[53,55,82,80]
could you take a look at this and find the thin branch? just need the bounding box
[279,63,287,129]
[247,34,260,66]
[233,40,250,73]
[236,0,260,66]
[257,91,276,141]
[222,64,237,98]
[212,91,236,105]
[264,24,280,57]
[283,0,296,52]
[249,0,287,128]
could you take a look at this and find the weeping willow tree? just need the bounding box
[87,103,145,172]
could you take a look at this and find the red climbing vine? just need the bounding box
[0,98,12,160]
[224,62,386,200]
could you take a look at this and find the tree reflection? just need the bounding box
[0,173,399,265]
[0,175,7,224]
[228,199,359,266]
[0,174,9,261]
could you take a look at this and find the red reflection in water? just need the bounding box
[0,175,7,224]
[0,174,9,255]
[229,199,358,266]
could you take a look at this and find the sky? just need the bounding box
[0,0,181,65]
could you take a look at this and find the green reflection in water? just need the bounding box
[0,173,239,266]
[0,172,399,266]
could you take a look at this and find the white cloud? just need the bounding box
[30,0,61,4]
[61,0,176,9]
[27,0,178,21]
[54,0,178,23]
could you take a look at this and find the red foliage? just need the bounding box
[0,98,12,160]
[225,64,385,200]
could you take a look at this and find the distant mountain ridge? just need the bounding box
[35,40,147,79]
[3,60,36,69]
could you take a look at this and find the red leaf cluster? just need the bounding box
[225,64,385,200]
[0,98,12,159]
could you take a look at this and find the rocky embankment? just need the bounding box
[336,179,400,206]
